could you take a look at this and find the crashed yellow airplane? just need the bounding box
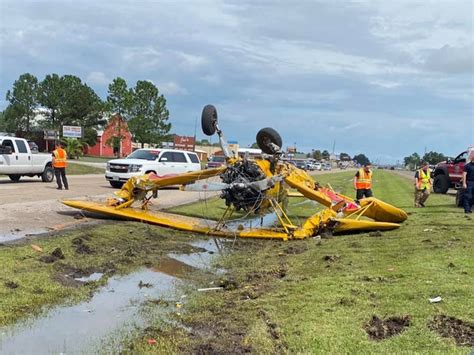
[63,105,407,241]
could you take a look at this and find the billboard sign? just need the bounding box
[173,135,195,151]
[63,126,83,138]
[44,129,59,140]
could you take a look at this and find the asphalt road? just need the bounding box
[0,174,217,242]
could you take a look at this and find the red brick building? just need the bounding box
[85,114,133,157]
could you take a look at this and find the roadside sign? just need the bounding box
[63,126,83,138]
[44,129,59,140]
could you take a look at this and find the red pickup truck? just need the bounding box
[432,151,468,206]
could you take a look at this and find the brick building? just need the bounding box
[85,114,133,157]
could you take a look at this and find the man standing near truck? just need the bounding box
[462,149,474,213]
[52,142,69,190]
[414,162,432,207]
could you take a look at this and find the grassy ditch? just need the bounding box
[123,170,473,353]
[0,223,204,327]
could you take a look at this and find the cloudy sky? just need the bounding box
[1,0,473,163]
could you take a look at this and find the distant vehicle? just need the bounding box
[432,151,467,194]
[313,162,322,171]
[0,136,54,182]
[322,163,332,171]
[206,155,226,169]
[105,148,201,188]
[295,161,307,170]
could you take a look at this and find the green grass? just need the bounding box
[67,162,104,175]
[79,156,112,163]
[127,170,473,354]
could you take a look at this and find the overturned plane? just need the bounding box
[63,105,407,240]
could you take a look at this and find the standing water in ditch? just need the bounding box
[0,239,221,354]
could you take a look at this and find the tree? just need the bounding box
[250,142,259,149]
[322,150,330,160]
[58,75,105,129]
[312,149,322,160]
[38,74,63,128]
[353,154,370,166]
[422,151,447,165]
[128,80,171,147]
[339,152,351,161]
[403,152,421,169]
[106,77,132,116]
[5,73,39,134]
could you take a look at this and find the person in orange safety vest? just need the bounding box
[52,141,69,190]
[353,163,373,200]
[414,161,432,208]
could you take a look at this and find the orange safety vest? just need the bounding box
[417,168,431,190]
[356,168,372,189]
[52,148,68,168]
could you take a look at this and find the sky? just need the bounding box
[0,0,473,163]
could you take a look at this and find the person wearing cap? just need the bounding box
[414,162,432,207]
[52,141,69,190]
[353,163,373,200]
[461,149,474,213]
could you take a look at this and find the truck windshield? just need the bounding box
[126,150,160,161]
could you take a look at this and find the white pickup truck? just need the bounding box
[0,136,54,182]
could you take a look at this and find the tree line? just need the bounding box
[403,151,447,169]
[0,73,171,150]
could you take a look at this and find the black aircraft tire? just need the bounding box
[256,127,282,154]
[201,104,218,136]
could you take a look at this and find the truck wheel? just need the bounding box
[109,181,124,189]
[433,175,449,194]
[41,166,54,182]
[455,189,464,208]
[8,175,21,182]
[201,104,218,136]
[256,127,283,154]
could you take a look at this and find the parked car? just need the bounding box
[313,162,322,171]
[432,150,467,194]
[295,161,307,170]
[0,136,54,182]
[105,148,201,188]
[206,155,226,169]
[322,163,332,171]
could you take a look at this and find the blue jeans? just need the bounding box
[463,182,474,212]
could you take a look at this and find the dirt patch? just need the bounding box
[39,247,66,264]
[218,276,239,290]
[428,315,474,347]
[75,243,93,255]
[368,231,382,237]
[364,315,411,341]
[283,243,308,255]
[4,280,19,289]
[323,255,340,262]
[51,248,65,259]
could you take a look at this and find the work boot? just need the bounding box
[56,187,62,190]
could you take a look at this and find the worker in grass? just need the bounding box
[414,161,432,208]
[354,163,373,200]
[461,148,474,213]
[52,141,69,190]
